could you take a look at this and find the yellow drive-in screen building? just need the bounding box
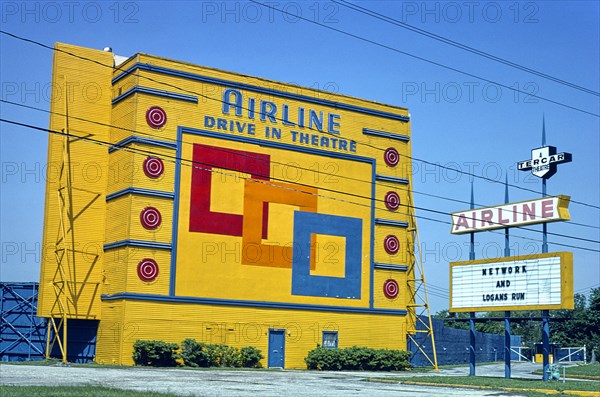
[38,43,416,367]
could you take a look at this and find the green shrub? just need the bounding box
[305,347,343,370]
[341,346,374,370]
[132,340,180,367]
[181,339,263,368]
[369,349,411,371]
[240,346,264,368]
[213,345,242,367]
[181,338,211,367]
[305,346,410,371]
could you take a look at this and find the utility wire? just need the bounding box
[334,0,599,97]
[0,116,447,225]
[247,2,599,118]
[4,98,597,233]
[2,97,598,240]
[1,29,598,211]
[2,117,598,253]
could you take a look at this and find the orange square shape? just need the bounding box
[242,180,317,268]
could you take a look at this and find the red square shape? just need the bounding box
[189,144,270,237]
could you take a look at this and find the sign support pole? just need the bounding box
[504,177,511,379]
[542,309,550,380]
[469,181,476,376]
[470,312,476,376]
[505,311,511,378]
[541,123,550,381]
[542,177,550,380]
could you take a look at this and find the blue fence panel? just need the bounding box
[1,282,98,363]
[555,348,585,362]
[0,282,47,361]
[407,316,522,367]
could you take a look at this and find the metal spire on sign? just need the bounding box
[542,114,546,146]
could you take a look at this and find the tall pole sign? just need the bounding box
[449,120,574,382]
[517,123,572,382]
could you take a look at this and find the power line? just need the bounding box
[247,2,599,118]
[334,0,599,97]
[3,98,599,242]
[575,284,599,294]
[1,29,598,211]
[2,117,598,254]
[4,98,597,233]
[0,116,446,225]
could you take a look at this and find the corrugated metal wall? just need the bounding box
[0,283,46,361]
[407,316,522,367]
[1,282,99,363]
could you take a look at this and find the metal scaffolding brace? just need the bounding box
[45,83,101,362]
[46,86,75,363]
[406,192,439,369]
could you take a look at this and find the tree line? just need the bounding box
[434,288,599,360]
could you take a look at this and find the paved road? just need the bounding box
[0,362,563,397]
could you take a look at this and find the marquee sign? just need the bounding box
[450,196,570,234]
[517,146,572,179]
[450,252,573,312]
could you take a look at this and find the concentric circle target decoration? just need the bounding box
[383,279,399,299]
[384,147,399,167]
[143,156,164,179]
[384,191,400,211]
[146,106,167,129]
[140,206,162,230]
[137,258,159,282]
[384,235,400,255]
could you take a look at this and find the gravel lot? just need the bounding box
[0,362,548,396]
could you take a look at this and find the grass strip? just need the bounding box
[370,375,600,396]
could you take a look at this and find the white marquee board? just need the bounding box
[450,252,573,312]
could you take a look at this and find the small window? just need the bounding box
[322,331,338,349]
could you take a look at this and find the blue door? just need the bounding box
[268,329,285,368]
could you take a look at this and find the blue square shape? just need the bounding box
[291,211,362,299]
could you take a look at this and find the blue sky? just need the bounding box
[1,1,598,313]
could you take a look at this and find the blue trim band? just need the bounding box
[112,86,198,105]
[363,128,410,142]
[169,131,184,296]
[374,263,409,272]
[374,218,409,228]
[109,136,178,153]
[106,188,175,202]
[101,292,408,316]
[369,158,376,308]
[113,63,410,122]
[112,63,137,84]
[104,240,172,251]
[375,174,410,185]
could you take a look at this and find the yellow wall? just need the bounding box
[38,43,114,319]
[40,44,416,367]
[96,299,408,367]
